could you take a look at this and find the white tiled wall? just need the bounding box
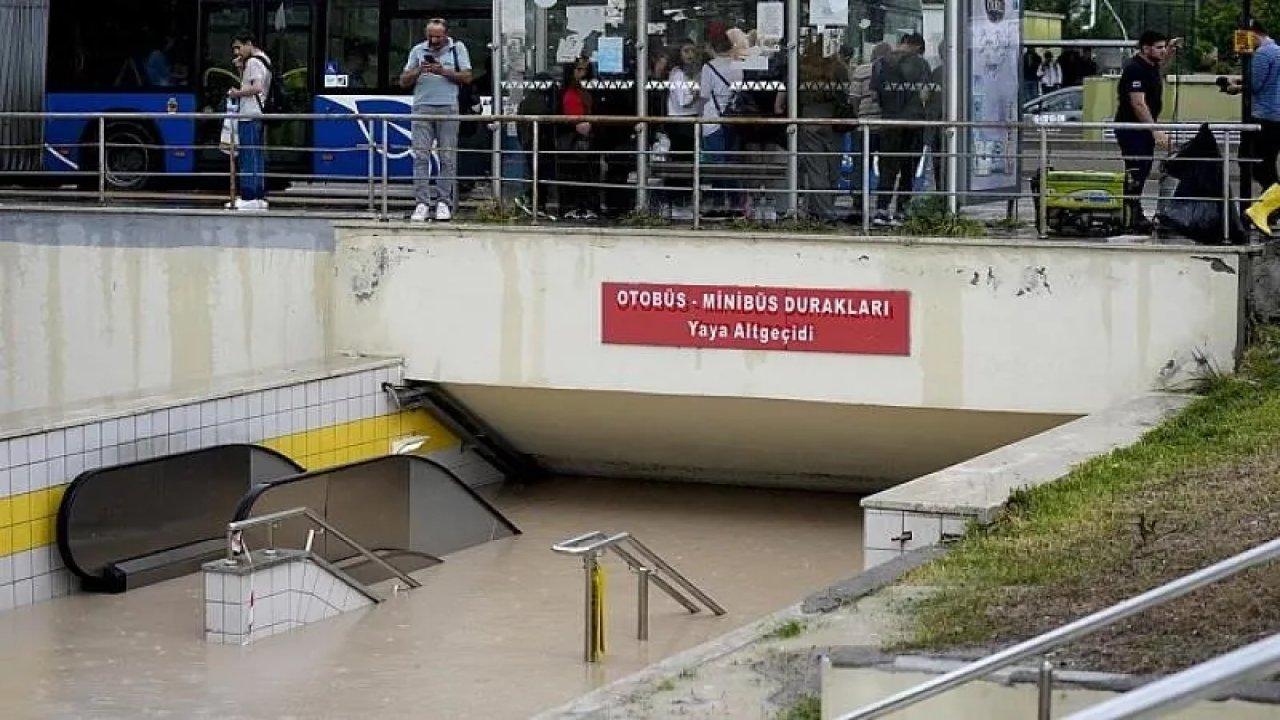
[862,509,974,569]
[0,362,403,614]
[204,554,373,645]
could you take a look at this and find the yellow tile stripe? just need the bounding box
[0,409,459,559]
[260,409,458,471]
[0,486,64,558]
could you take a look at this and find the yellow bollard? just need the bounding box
[590,561,607,660]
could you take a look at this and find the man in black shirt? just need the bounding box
[1114,31,1178,232]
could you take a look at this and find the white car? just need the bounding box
[1022,86,1084,125]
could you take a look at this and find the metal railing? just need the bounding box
[552,530,726,662]
[1063,633,1280,719]
[835,535,1280,719]
[0,110,1262,242]
[226,505,423,601]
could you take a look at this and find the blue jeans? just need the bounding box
[700,126,735,163]
[238,119,266,201]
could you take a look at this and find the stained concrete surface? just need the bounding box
[0,477,863,719]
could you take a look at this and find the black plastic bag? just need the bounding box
[1155,124,1245,244]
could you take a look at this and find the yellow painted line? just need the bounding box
[0,409,460,560]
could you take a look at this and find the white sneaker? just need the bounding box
[435,202,452,222]
[225,197,248,210]
[410,203,431,222]
[256,199,269,210]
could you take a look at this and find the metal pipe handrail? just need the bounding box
[553,529,726,661]
[227,506,422,591]
[1061,633,1280,720]
[836,535,1280,719]
[0,110,1258,133]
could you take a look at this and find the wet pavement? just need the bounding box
[0,477,863,719]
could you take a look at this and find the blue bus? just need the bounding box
[0,0,494,190]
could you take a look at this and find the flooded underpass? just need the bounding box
[0,477,864,719]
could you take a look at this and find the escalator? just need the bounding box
[58,447,519,593]
[232,455,520,585]
[57,444,303,593]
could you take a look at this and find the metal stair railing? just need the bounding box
[226,506,423,603]
[553,530,726,662]
[1062,632,1280,720]
[836,535,1280,719]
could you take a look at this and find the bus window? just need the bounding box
[47,0,195,91]
[326,0,380,90]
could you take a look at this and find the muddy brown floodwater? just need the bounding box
[0,477,864,719]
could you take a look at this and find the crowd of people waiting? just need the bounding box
[510,24,946,225]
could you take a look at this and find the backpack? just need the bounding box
[246,55,287,114]
[876,52,928,119]
[706,62,760,117]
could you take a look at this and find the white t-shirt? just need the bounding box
[667,67,699,117]
[699,57,741,136]
[239,54,272,116]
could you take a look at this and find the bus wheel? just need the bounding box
[91,122,157,191]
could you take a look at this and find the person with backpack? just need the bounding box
[226,33,272,211]
[699,31,742,163]
[872,33,931,227]
[848,42,891,198]
[400,17,473,222]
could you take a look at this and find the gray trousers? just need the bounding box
[412,103,459,208]
[798,124,841,220]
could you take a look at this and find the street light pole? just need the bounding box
[1241,0,1255,204]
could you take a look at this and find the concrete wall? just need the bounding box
[332,225,1249,417]
[0,210,336,415]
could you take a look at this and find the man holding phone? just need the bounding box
[400,18,472,222]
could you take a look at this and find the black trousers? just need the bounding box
[1247,119,1280,189]
[1115,128,1155,221]
[876,127,923,213]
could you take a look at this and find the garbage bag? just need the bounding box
[1155,123,1245,244]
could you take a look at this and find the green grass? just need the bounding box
[765,619,808,640]
[776,695,821,720]
[903,326,1280,649]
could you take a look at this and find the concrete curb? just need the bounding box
[826,647,1280,705]
[533,546,945,719]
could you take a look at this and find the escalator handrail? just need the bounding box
[56,443,304,584]
[232,454,521,538]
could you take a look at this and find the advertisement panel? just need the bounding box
[968,0,1022,191]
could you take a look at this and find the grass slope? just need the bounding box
[901,328,1280,673]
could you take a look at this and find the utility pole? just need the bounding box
[1241,0,1255,204]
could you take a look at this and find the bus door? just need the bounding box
[196,0,254,170]
[198,0,320,175]
[261,0,321,172]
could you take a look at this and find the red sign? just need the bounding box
[601,283,910,355]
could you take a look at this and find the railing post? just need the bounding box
[228,113,237,207]
[1222,131,1233,243]
[635,0,650,214]
[366,120,376,213]
[1037,125,1049,239]
[265,521,277,555]
[531,119,540,226]
[636,566,651,641]
[787,121,799,218]
[1038,658,1054,720]
[861,123,872,234]
[97,116,107,204]
[380,118,390,221]
[693,127,702,229]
